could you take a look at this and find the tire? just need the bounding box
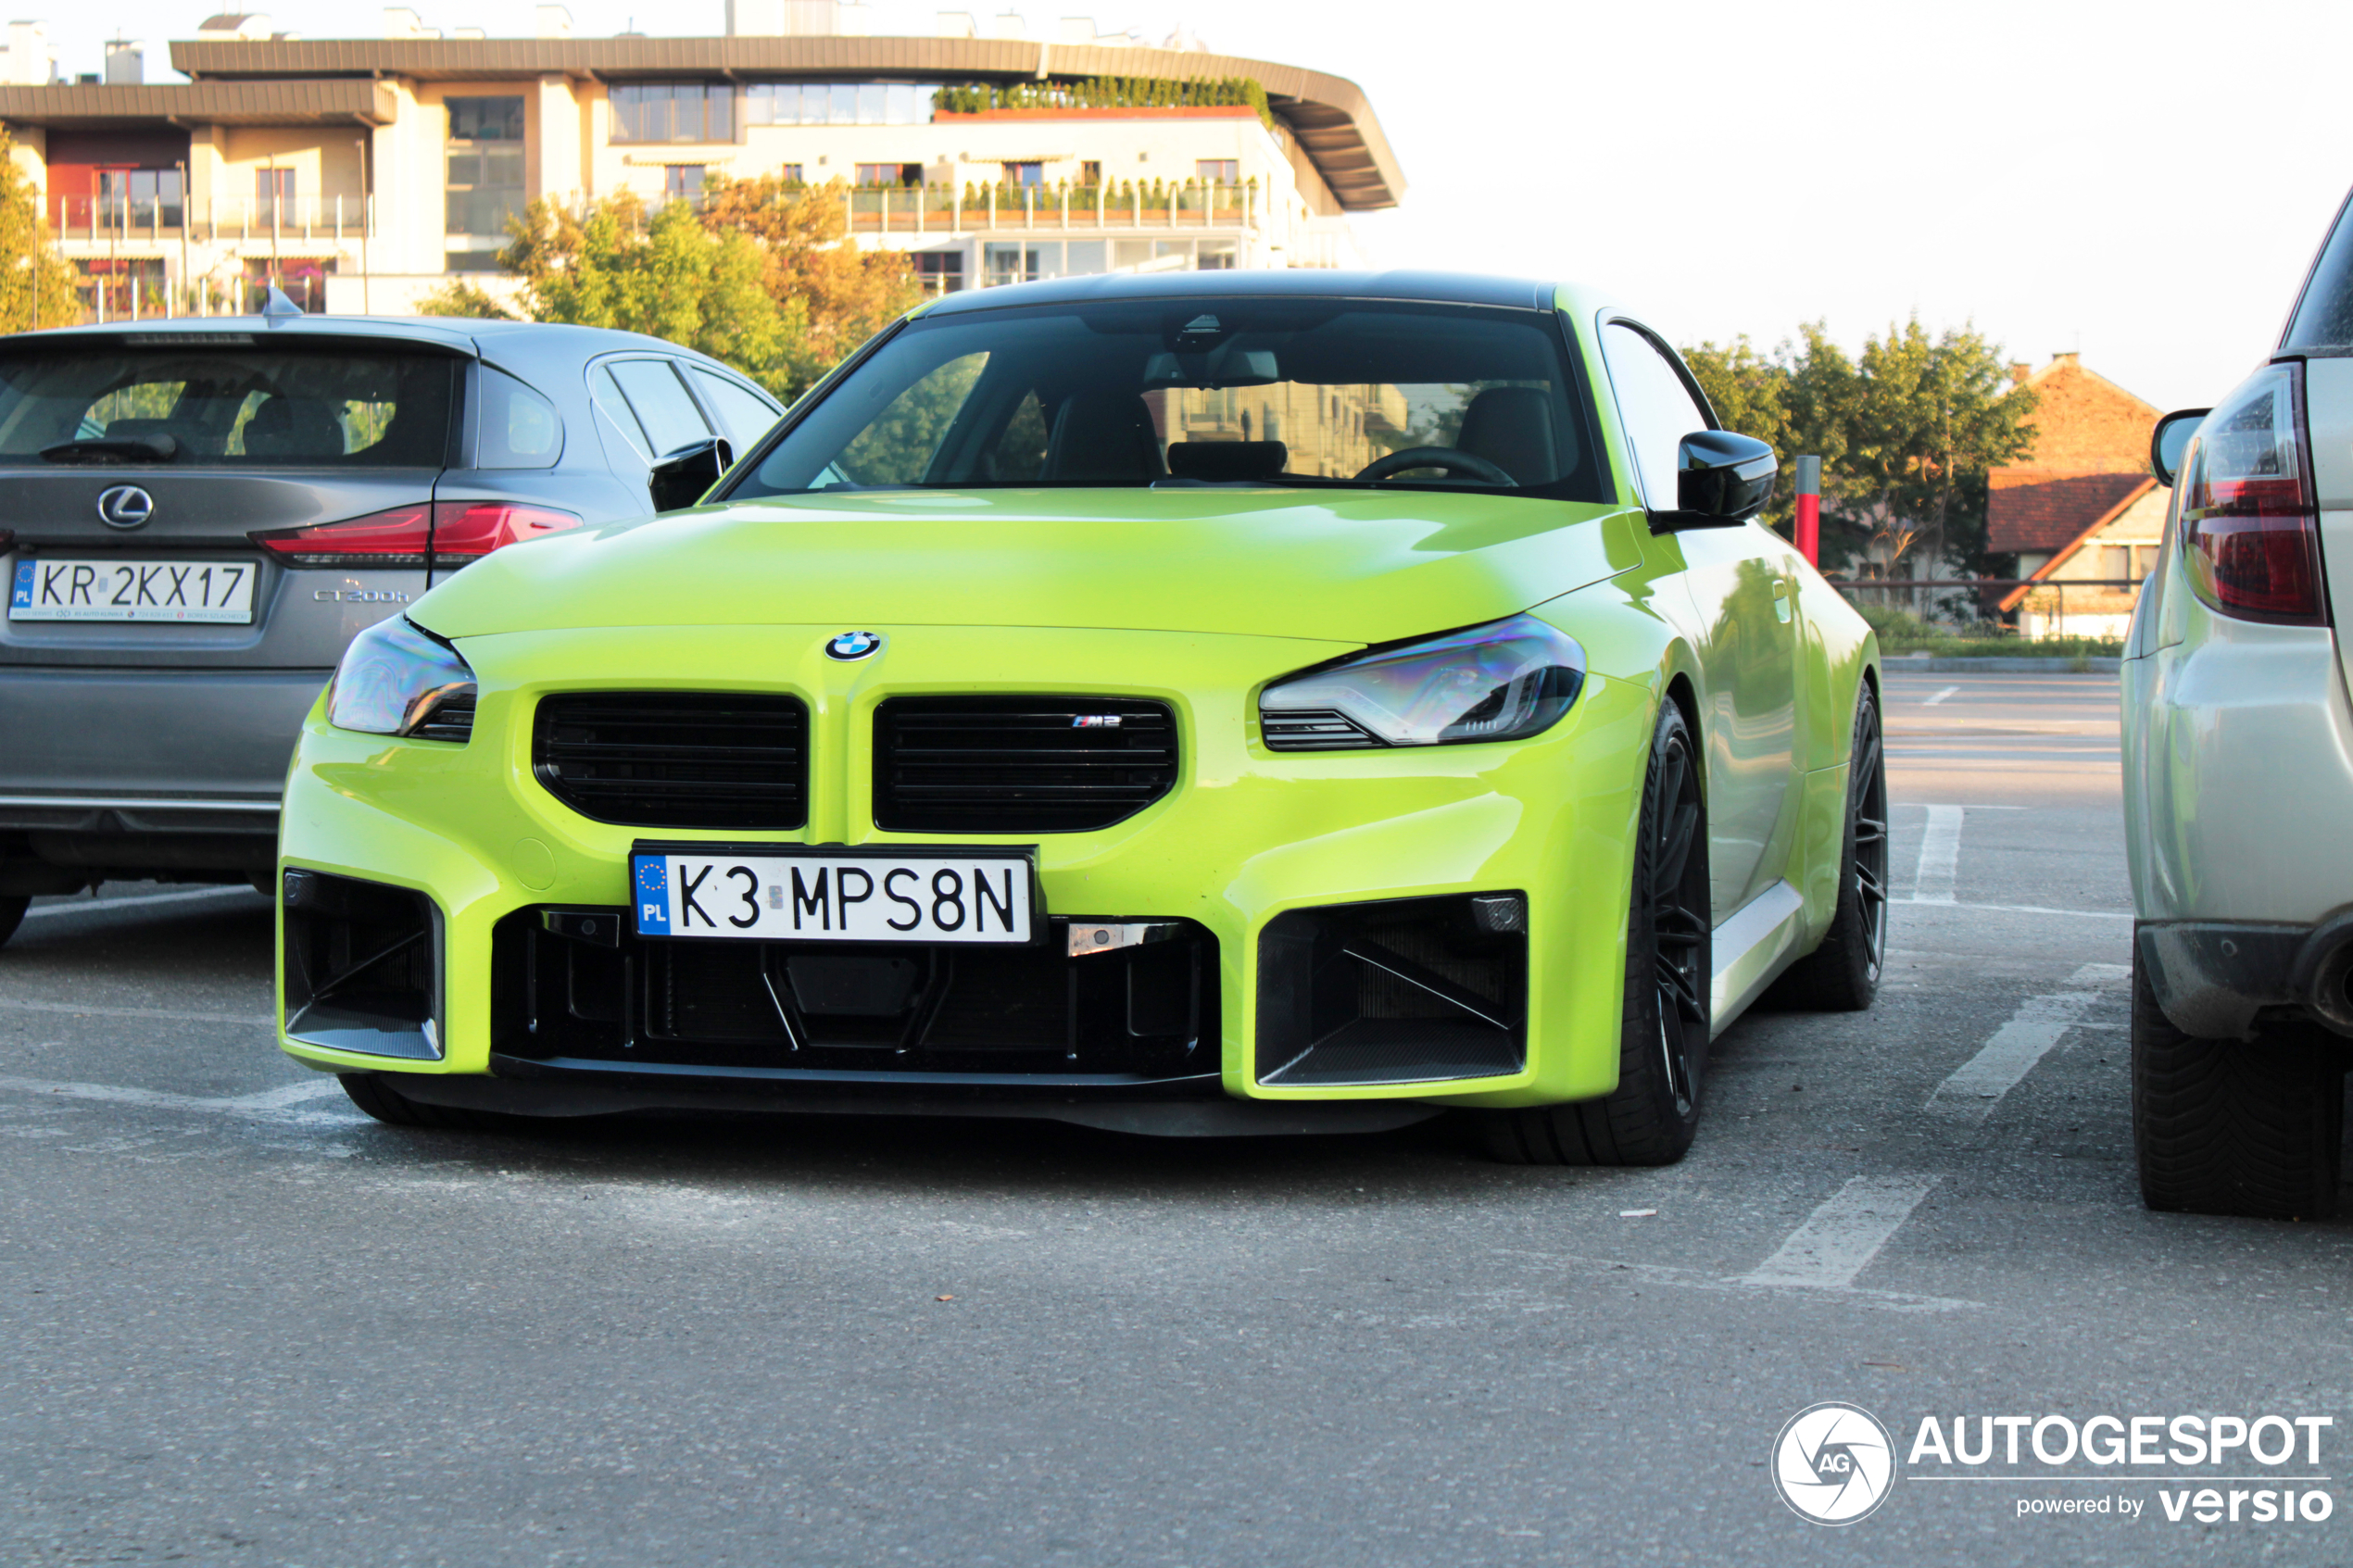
[1768,682,1889,1011]
[0,896,27,949]
[339,1072,522,1133]
[1482,699,1711,1166]
[2132,957,2345,1220]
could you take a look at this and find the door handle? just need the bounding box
[1773,579,1793,624]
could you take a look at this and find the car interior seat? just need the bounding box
[241,396,346,460]
[1045,393,1168,483]
[1454,386,1562,486]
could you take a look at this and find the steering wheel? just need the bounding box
[1353,446,1516,485]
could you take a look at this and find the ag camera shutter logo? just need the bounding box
[1773,1402,1897,1524]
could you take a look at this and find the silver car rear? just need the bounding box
[0,315,783,906]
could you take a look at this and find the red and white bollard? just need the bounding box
[1793,455,1821,568]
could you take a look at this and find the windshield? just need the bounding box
[0,342,457,467]
[726,298,1605,501]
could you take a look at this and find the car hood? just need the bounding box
[414,488,1644,646]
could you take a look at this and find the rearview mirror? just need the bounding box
[1653,430,1777,532]
[2150,408,2208,487]
[648,436,734,513]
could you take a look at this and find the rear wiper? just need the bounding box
[40,435,177,465]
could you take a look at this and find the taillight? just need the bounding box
[249,502,580,570]
[429,501,582,563]
[251,506,434,567]
[2180,362,2326,624]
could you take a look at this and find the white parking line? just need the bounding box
[0,1073,346,1123]
[1732,1176,1940,1290]
[1497,1249,1979,1314]
[1924,685,1960,706]
[22,887,269,922]
[1924,970,2126,1122]
[1914,806,1964,904]
[1897,898,2134,921]
[0,997,273,1027]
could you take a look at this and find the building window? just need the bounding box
[915,252,963,295]
[1197,238,1237,270]
[855,162,923,187]
[77,256,166,319]
[611,82,733,144]
[242,256,333,312]
[1196,158,1238,183]
[449,96,523,142]
[446,94,525,266]
[779,163,805,185]
[662,165,706,204]
[2133,545,2159,580]
[98,168,182,227]
[1080,159,1101,187]
[743,82,934,126]
[1001,161,1045,187]
[255,166,295,226]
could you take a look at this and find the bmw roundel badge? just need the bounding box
[824,631,884,661]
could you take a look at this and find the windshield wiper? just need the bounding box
[40,435,177,465]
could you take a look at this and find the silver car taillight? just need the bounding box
[2179,362,2325,625]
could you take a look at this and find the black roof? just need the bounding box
[920,269,1562,316]
[0,314,742,373]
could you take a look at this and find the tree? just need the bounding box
[1681,319,2037,595]
[494,192,794,395]
[473,179,919,403]
[414,277,516,320]
[694,174,922,398]
[0,130,84,332]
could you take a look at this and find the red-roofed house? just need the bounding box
[1986,353,2164,636]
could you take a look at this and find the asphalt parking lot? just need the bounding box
[1,669,2344,1567]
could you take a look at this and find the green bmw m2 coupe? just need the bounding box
[280,271,1884,1164]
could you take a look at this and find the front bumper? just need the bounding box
[277,622,1657,1108]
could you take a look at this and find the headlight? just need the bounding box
[1259,613,1586,750]
[327,616,476,740]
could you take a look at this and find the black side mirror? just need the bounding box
[1653,430,1777,533]
[648,436,734,513]
[2150,408,2208,487]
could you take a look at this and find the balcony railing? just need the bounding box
[841,181,1255,234]
[53,194,374,246]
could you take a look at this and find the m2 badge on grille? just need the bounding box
[631,845,1035,944]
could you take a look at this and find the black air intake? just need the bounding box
[282,869,442,1060]
[1256,893,1528,1085]
[534,692,808,830]
[873,696,1178,834]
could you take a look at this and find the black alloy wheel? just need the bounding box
[1770,683,1888,1010]
[1482,699,1711,1165]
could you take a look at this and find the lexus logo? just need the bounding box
[95,485,155,530]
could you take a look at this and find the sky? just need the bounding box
[52,0,2353,409]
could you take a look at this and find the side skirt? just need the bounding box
[1707,880,1806,1037]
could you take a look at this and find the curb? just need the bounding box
[1881,655,2122,674]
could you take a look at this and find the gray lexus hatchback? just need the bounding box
[0,309,783,945]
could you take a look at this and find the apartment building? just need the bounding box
[0,6,1404,318]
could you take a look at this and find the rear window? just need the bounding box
[2284,195,2353,351]
[0,341,457,467]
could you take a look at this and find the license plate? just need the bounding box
[630,847,1036,944]
[9,558,258,623]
